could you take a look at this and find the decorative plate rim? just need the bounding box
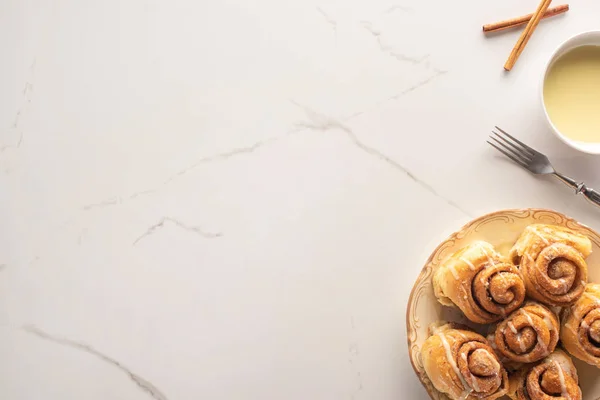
[405,207,600,400]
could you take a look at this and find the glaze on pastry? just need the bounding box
[507,349,581,400]
[434,241,526,324]
[509,224,591,306]
[561,283,600,368]
[421,323,509,400]
[492,302,559,364]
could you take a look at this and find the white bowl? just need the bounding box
[541,31,600,154]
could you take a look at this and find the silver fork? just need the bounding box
[487,126,600,208]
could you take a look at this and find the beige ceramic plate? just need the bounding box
[406,208,600,400]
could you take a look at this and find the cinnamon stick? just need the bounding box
[504,0,553,71]
[483,4,569,33]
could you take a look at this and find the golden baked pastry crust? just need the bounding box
[507,350,581,400]
[434,241,526,324]
[561,283,600,368]
[421,323,509,400]
[493,301,559,364]
[510,224,590,306]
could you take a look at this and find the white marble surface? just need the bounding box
[3,0,600,399]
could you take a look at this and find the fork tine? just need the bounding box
[487,141,528,168]
[489,136,530,164]
[494,126,536,155]
[492,131,532,161]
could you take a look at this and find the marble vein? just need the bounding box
[83,198,119,210]
[163,139,278,185]
[292,101,471,217]
[389,51,429,64]
[133,217,222,245]
[316,7,337,36]
[348,317,363,399]
[360,22,426,65]
[389,69,448,99]
[80,139,282,211]
[1,58,35,153]
[384,5,413,13]
[80,68,448,214]
[22,325,169,400]
[83,190,156,211]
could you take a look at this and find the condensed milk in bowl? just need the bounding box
[542,31,600,154]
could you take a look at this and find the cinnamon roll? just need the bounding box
[561,283,600,368]
[492,302,559,364]
[510,224,591,306]
[507,349,581,400]
[485,331,523,373]
[421,323,509,400]
[434,241,526,324]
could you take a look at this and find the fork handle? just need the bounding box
[554,172,600,208]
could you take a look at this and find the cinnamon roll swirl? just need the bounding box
[507,350,581,400]
[510,224,591,306]
[421,323,509,400]
[561,283,600,368]
[434,241,526,324]
[492,302,559,364]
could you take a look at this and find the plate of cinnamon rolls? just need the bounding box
[406,208,600,400]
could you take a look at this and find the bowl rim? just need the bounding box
[540,30,600,155]
[405,207,599,399]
